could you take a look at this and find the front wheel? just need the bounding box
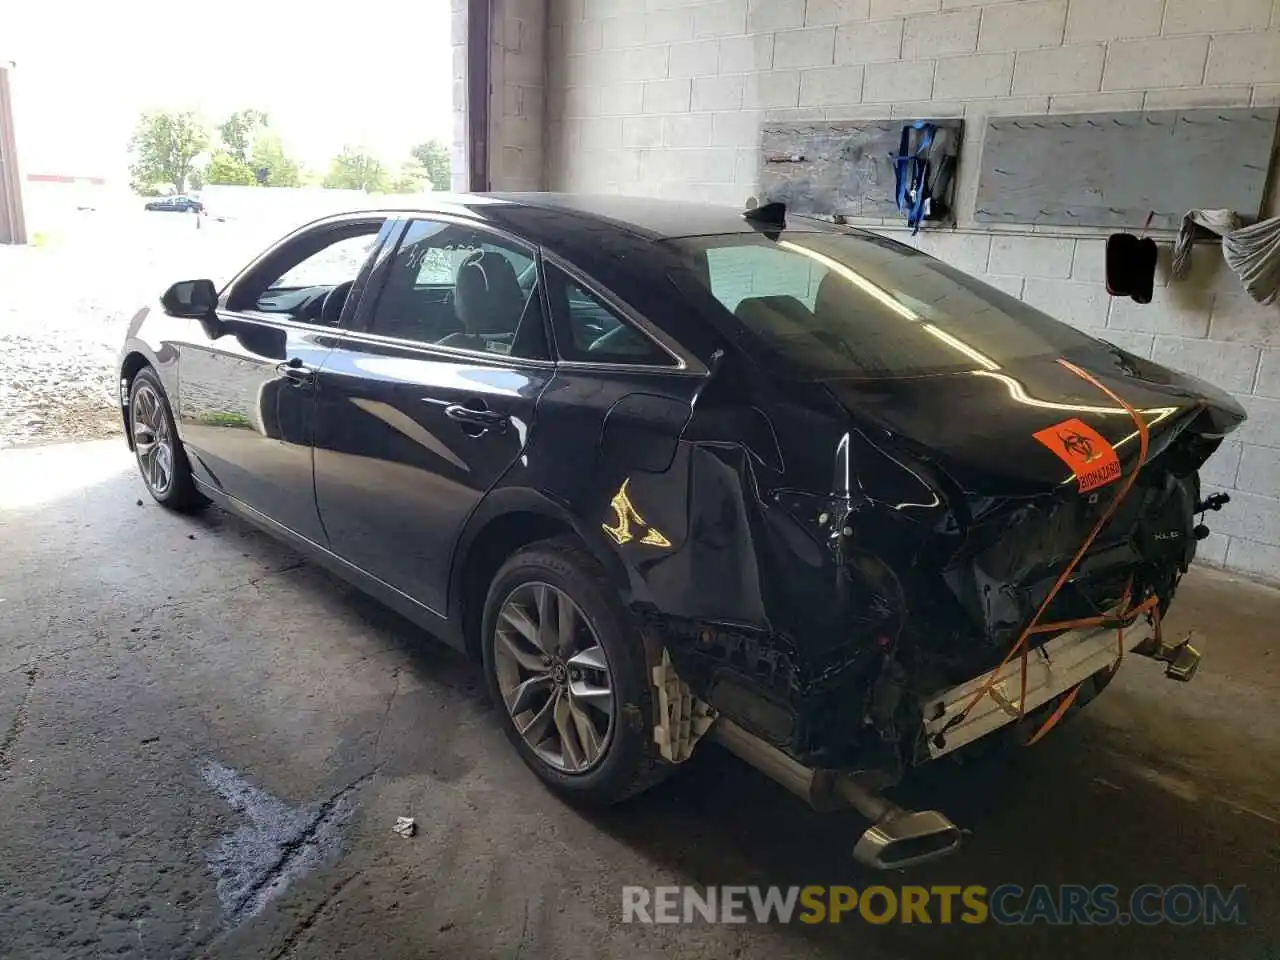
[129,367,206,511]
[481,538,669,805]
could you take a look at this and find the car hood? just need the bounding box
[822,344,1247,498]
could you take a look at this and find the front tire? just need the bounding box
[129,367,205,512]
[481,537,668,805]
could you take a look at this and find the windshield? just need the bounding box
[669,231,1097,379]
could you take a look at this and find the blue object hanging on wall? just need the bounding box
[891,121,937,235]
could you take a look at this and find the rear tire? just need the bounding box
[481,537,669,805]
[129,367,206,512]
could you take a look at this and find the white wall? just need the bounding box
[543,0,1280,580]
[0,63,27,244]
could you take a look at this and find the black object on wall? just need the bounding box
[1106,216,1158,304]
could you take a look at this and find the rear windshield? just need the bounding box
[668,231,1095,379]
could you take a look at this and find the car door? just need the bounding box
[311,216,553,616]
[177,215,393,543]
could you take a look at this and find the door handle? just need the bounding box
[444,403,509,432]
[276,360,315,386]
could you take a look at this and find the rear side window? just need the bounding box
[544,264,676,367]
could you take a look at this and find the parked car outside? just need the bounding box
[144,195,204,213]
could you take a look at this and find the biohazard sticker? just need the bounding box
[1032,417,1122,493]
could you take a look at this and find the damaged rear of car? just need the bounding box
[610,218,1245,868]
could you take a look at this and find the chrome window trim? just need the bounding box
[331,327,558,369]
[217,309,558,369]
[540,252,708,378]
[555,357,705,376]
[217,310,337,336]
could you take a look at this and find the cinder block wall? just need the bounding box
[543,0,1280,580]
[493,0,548,190]
[450,0,547,192]
[450,0,469,192]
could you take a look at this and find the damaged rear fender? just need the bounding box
[604,426,944,760]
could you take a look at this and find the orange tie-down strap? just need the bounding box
[938,358,1153,748]
[1023,594,1162,747]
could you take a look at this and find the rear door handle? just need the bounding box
[276,360,315,386]
[444,403,509,431]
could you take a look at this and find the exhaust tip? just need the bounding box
[853,811,962,870]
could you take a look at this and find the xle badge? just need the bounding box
[1032,417,1122,493]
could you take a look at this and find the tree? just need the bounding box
[409,140,452,192]
[219,109,268,164]
[128,111,209,195]
[322,146,390,193]
[250,131,301,188]
[204,112,302,188]
[205,151,256,186]
[390,158,429,194]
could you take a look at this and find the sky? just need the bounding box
[4,0,454,180]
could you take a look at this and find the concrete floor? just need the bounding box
[1,439,1278,959]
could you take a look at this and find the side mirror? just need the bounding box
[161,279,218,318]
[161,279,222,338]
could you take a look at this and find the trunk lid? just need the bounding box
[823,344,1245,499]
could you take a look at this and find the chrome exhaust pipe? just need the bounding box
[710,716,824,805]
[710,719,961,869]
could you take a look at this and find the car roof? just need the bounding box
[350,192,831,241]
[490,193,816,239]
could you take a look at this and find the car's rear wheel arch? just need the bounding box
[453,497,634,662]
[457,510,577,661]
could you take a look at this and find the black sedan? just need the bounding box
[144,195,204,213]
[118,194,1244,868]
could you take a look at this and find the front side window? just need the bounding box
[364,219,544,359]
[227,221,385,324]
[270,233,379,290]
[670,231,1096,380]
[544,263,676,367]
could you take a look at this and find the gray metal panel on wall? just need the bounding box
[974,107,1279,231]
[760,119,963,222]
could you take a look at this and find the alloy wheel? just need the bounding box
[131,382,174,497]
[493,581,615,773]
